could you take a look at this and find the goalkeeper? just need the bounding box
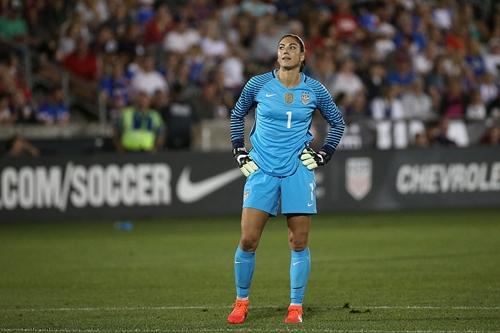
[227,34,345,324]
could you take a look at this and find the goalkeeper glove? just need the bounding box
[300,147,331,170]
[233,148,258,177]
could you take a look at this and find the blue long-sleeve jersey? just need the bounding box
[230,70,345,177]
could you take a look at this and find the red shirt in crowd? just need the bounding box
[63,50,98,80]
[332,13,358,40]
[143,18,174,46]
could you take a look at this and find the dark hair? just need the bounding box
[278,34,306,71]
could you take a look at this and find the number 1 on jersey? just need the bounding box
[286,111,292,128]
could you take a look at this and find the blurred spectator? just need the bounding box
[466,90,487,121]
[465,39,487,78]
[432,2,453,31]
[251,15,281,64]
[426,56,447,111]
[103,1,131,37]
[331,0,359,42]
[92,25,117,54]
[479,126,500,145]
[12,90,35,123]
[361,62,387,103]
[3,134,40,157]
[310,50,336,95]
[334,92,348,116]
[479,73,499,105]
[485,40,500,77]
[63,37,99,80]
[37,86,70,125]
[163,17,201,54]
[440,79,466,119]
[345,91,369,121]
[144,3,173,46]
[184,45,207,85]
[219,0,240,29]
[0,0,28,41]
[0,54,30,99]
[130,53,168,98]
[412,132,429,148]
[113,89,164,152]
[241,0,276,17]
[331,58,364,105]
[160,83,200,150]
[99,59,130,120]
[0,92,14,123]
[371,85,405,120]
[200,19,228,59]
[304,20,328,57]
[117,23,143,59]
[401,78,435,121]
[75,0,109,29]
[56,20,84,61]
[374,30,397,61]
[427,118,457,146]
[150,89,168,110]
[135,0,154,25]
[233,13,253,49]
[221,47,244,91]
[393,11,427,55]
[191,81,228,119]
[414,42,439,76]
[387,55,416,90]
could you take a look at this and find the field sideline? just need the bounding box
[0,208,499,332]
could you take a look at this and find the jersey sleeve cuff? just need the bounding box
[320,144,335,156]
[232,139,244,149]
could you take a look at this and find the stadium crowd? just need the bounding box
[0,0,500,152]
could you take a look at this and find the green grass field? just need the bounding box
[1,208,500,332]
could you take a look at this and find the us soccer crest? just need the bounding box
[345,158,372,200]
[301,91,310,105]
[284,92,294,104]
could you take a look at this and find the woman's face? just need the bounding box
[277,36,304,71]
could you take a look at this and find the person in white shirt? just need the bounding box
[163,18,201,54]
[331,58,364,105]
[401,78,434,121]
[130,53,168,98]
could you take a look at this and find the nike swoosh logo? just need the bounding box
[176,167,242,203]
[292,261,304,266]
[307,203,314,207]
[266,93,276,97]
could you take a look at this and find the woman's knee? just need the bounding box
[288,233,308,251]
[240,236,260,252]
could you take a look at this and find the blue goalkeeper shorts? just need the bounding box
[242,164,316,216]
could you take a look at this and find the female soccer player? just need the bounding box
[227,34,345,324]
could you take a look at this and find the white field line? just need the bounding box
[1,328,500,333]
[0,305,499,312]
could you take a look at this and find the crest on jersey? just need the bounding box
[284,93,294,104]
[301,91,310,105]
[345,158,372,201]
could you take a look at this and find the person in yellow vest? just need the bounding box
[113,89,165,152]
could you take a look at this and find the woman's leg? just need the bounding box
[228,208,269,324]
[285,214,311,323]
[234,208,269,299]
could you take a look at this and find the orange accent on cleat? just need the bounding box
[284,304,303,323]
[227,299,249,324]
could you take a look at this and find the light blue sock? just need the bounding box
[234,246,255,299]
[290,247,311,305]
